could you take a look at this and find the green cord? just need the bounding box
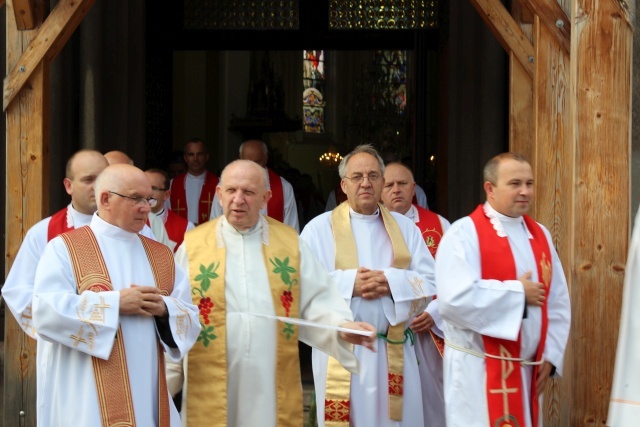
[376,327,415,345]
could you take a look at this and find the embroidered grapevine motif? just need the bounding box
[270,256,298,339]
[192,262,220,347]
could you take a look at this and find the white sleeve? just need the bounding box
[209,192,223,220]
[281,178,300,233]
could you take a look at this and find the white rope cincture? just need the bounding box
[444,339,544,366]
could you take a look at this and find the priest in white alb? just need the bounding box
[32,164,200,427]
[170,159,375,427]
[381,161,449,427]
[300,144,436,427]
[435,153,571,427]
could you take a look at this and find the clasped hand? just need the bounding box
[354,266,390,300]
[119,284,167,317]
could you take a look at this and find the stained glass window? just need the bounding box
[375,50,407,113]
[303,50,326,134]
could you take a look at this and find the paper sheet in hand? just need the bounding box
[233,312,374,337]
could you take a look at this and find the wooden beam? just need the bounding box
[532,15,572,423]
[4,0,49,424]
[570,0,632,423]
[520,0,571,53]
[3,0,95,111]
[468,0,535,78]
[12,0,36,30]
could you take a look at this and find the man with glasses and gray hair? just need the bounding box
[32,163,200,426]
[300,144,436,427]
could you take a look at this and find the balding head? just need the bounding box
[63,150,109,215]
[239,140,268,168]
[381,162,416,215]
[96,164,154,233]
[217,160,271,230]
[104,150,134,166]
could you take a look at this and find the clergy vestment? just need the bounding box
[405,204,449,427]
[170,215,357,427]
[32,214,201,427]
[300,203,436,427]
[210,169,300,232]
[170,171,219,225]
[608,208,640,425]
[435,203,570,427]
[153,208,195,252]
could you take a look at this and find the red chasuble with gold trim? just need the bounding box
[47,207,74,242]
[170,171,219,224]
[267,168,285,222]
[469,205,551,427]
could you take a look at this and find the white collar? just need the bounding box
[483,202,532,239]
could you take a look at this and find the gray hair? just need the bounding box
[338,144,386,178]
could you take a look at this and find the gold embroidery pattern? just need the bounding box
[489,345,520,427]
[20,305,36,337]
[540,252,552,289]
[172,298,194,341]
[407,276,428,318]
[71,326,88,348]
[388,372,404,396]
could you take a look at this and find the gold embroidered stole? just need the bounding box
[60,226,174,427]
[326,202,411,425]
[184,216,302,427]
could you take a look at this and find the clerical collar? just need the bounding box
[405,204,419,223]
[483,202,532,239]
[90,213,140,241]
[154,208,168,224]
[219,215,269,245]
[68,203,94,228]
[349,206,380,221]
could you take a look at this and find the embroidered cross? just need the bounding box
[489,345,519,420]
[71,326,88,347]
[91,297,111,323]
[20,305,36,336]
[174,199,185,215]
[201,192,214,222]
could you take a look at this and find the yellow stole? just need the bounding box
[325,202,412,425]
[184,216,302,427]
[60,226,174,427]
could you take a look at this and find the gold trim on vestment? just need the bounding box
[326,202,411,424]
[184,217,303,426]
[61,227,175,427]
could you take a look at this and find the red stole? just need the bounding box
[170,171,219,224]
[267,168,284,222]
[164,209,189,252]
[413,204,446,357]
[47,207,74,242]
[414,205,444,259]
[469,205,551,427]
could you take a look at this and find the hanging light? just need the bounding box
[319,148,343,167]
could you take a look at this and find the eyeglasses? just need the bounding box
[151,186,168,192]
[343,172,382,185]
[109,191,157,208]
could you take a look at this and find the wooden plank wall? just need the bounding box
[4,1,48,426]
[571,0,632,424]
[508,0,633,424]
